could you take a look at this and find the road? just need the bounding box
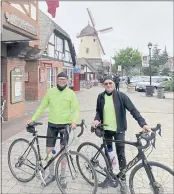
[1,85,173,194]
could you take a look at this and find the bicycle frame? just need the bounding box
[22,134,67,171]
[92,137,149,179]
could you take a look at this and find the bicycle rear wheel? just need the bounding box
[55,150,98,194]
[77,142,110,187]
[129,161,174,194]
[8,138,38,182]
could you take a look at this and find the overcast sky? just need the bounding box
[39,1,173,61]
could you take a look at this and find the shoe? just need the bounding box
[100,177,118,188]
[120,180,128,194]
[43,175,55,187]
[60,176,67,188]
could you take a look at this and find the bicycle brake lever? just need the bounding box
[152,138,156,149]
[159,129,162,136]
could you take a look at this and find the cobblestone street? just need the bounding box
[1,86,173,194]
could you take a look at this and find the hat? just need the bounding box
[103,75,114,82]
[57,72,68,79]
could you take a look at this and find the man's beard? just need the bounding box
[57,84,67,91]
[105,88,114,93]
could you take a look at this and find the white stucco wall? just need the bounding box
[78,36,102,59]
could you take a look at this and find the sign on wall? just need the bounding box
[5,13,38,36]
[10,67,23,104]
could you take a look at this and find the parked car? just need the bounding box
[135,76,173,92]
[129,76,148,87]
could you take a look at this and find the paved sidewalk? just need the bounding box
[1,86,173,194]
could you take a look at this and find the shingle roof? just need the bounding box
[79,24,96,37]
[39,10,70,50]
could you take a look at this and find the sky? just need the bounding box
[39,1,173,61]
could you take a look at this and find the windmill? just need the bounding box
[77,8,113,55]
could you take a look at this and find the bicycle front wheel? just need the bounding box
[8,138,38,182]
[129,161,174,194]
[77,142,110,187]
[55,150,98,194]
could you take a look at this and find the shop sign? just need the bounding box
[5,13,38,36]
[64,62,72,67]
[10,67,23,104]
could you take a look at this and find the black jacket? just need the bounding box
[114,75,120,83]
[94,90,147,132]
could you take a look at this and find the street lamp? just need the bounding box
[148,42,152,85]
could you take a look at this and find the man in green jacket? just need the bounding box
[26,72,80,187]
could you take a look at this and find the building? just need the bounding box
[25,10,76,101]
[1,1,40,121]
[77,24,105,81]
[1,2,77,121]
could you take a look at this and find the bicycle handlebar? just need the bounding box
[76,119,86,137]
[137,123,162,149]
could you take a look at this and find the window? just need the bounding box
[47,44,55,58]
[81,39,83,42]
[64,51,72,62]
[65,40,70,51]
[55,36,63,53]
[86,48,89,53]
[47,68,57,89]
[93,39,95,42]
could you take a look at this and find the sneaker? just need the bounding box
[43,175,55,187]
[120,180,128,194]
[100,177,118,188]
[60,176,67,188]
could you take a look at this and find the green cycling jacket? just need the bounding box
[32,87,80,124]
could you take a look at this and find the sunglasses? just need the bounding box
[104,82,112,86]
[58,79,67,81]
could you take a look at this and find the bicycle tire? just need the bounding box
[77,142,110,187]
[8,138,38,182]
[55,150,98,194]
[129,161,174,194]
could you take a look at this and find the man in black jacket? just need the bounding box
[92,75,151,192]
[114,72,120,91]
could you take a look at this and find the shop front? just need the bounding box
[1,1,39,121]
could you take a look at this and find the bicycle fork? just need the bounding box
[143,161,160,194]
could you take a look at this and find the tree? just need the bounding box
[113,47,142,75]
[142,45,170,76]
[161,67,170,76]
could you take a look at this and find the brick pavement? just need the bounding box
[1,86,173,194]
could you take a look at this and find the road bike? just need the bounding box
[8,120,98,194]
[77,123,174,194]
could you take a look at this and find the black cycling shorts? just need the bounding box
[46,123,70,147]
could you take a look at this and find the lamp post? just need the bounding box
[148,42,152,85]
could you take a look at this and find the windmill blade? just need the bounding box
[97,27,113,34]
[96,35,105,55]
[86,8,96,28]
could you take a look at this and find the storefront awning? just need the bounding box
[2,28,37,42]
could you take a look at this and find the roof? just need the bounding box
[77,58,97,72]
[78,24,96,37]
[39,10,70,50]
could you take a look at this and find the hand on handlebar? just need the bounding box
[142,125,152,132]
[92,120,100,128]
[71,122,77,129]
